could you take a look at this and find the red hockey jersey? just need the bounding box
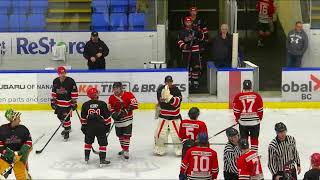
[108,91,138,127]
[256,0,275,23]
[181,146,219,180]
[237,151,263,180]
[179,119,208,142]
[233,91,263,126]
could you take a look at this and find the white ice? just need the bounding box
[1,109,319,179]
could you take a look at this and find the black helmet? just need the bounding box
[197,132,208,145]
[243,80,252,90]
[226,128,239,137]
[275,122,287,133]
[164,75,173,83]
[112,82,122,89]
[239,138,249,150]
[188,107,200,120]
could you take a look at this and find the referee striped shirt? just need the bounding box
[268,135,300,175]
[224,142,242,174]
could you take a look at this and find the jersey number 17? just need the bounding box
[241,99,255,113]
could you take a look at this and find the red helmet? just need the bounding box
[311,153,320,167]
[57,66,66,75]
[184,16,192,23]
[190,6,198,12]
[87,87,98,99]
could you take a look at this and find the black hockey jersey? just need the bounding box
[81,100,112,134]
[303,169,320,180]
[178,27,203,53]
[0,124,32,152]
[51,77,78,108]
[157,85,182,120]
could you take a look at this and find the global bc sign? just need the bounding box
[282,74,320,100]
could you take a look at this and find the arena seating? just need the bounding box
[0,0,146,32]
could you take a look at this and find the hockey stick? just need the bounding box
[91,122,115,155]
[35,110,72,154]
[165,142,227,146]
[208,123,239,140]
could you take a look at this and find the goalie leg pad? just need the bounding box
[154,119,169,155]
[13,161,30,180]
[169,120,182,156]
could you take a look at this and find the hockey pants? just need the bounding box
[0,156,31,180]
[154,119,182,156]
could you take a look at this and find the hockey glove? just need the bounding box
[1,148,15,164]
[111,112,121,122]
[179,173,187,180]
[119,109,128,118]
[162,85,173,103]
[18,144,31,164]
[50,99,56,110]
[71,103,77,111]
[81,125,87,135]
[127,105,135,112]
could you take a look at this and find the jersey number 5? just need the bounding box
[241,99,255,113]
[186,127,195,140]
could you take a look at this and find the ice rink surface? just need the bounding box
[2,109,320,179]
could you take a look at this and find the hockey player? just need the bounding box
[0,109,32,179]
[237,138,263,180]
[108,82,138,159]
[223,128,241,180]
[179,107,208,158]
[154,75,182,156]
[51,66,78,140]
[189,7,209,43]
[303,153,320,180]
[233,80,263,152]
[178,16,203,88]
[180,132,219,180]
[80,87,112,166]
[256,0,275,47]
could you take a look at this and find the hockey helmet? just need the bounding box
[190,6,198,12]
[226,128,239,137]
[275,122,287,133]
[239,138,249,150]
[57,66,66,75]
[112,82,122,89]
[5,109,21,122]
[87,87,99,99]
[188,107,200,120]
[243,80,252,90]
[311,153,320,167]
[164,75,173,83]
[197,132,208,144]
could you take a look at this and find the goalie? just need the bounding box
[0,109,32,179]
[154,76,183,156]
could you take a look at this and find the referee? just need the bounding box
[224,128,241,180]
[268,122,301,180]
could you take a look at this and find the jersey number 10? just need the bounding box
[193,156,210,172]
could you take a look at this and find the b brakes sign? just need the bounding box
[282,70,320,101]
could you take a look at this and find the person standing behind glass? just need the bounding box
[83,32,109,70]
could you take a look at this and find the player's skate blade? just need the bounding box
[99,160,110,167]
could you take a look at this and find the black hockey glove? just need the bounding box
[182,139,196,150]
[179,173,187,180]
[118,109,128,118]
[71,103,77,111]
[111,112,121,121]
[50,99,56,110]
[127,105,135,112]
[81,125,87,135]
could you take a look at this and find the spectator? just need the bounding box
[256,0,275,47]
[286,21,308,68]
[83,32,109,70]
[212,24,232,68]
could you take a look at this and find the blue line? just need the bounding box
[283,67,320,71]
[0,68,188,74]
[218,68,254,71]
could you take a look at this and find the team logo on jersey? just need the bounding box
[5,135,22,144]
